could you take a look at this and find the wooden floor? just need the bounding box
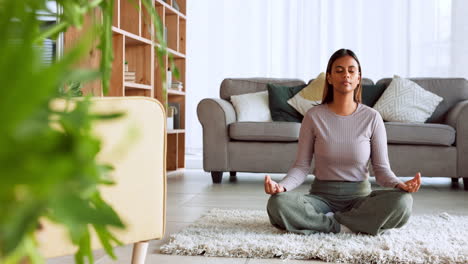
[47,169,468,264]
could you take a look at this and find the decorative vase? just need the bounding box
[166,68,172,92]
[167,106,176,130]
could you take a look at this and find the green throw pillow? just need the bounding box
[362,83,387,107]
[267,83,306,122]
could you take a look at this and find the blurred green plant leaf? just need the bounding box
[1,0,170,263]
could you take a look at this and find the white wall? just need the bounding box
[186,0,467,155]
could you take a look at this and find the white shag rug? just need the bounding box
[160,208,468,264]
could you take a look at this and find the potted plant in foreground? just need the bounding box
[0,0,173,263]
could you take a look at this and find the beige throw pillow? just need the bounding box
[287,72,325,115]
[373,75,443,123]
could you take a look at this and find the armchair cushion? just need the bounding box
[40,97,166,258]
[229,122,301,142]
[385,122,456,146]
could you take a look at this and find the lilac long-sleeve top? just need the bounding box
[279,103,403,191]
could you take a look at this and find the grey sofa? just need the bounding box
[197,77,468,190]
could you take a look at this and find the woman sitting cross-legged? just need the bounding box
[265,48,421,236]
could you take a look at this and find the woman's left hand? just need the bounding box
[396,172,421,193]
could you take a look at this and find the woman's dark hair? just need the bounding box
[321,49,362,104]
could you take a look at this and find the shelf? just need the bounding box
[125,88,151,97]
[141,4,152,40]
[73,0,187,172]
[172,58,185,92]
[155,0,186,18]
[154,43,186,58]
[165,8,178,51]
[167,132,185,170]
[112,27,152,45]
[109,33,124,96]
[125,82,152,90]
[112,0,119,27]
[112,29,184,57]
[168,89,185,95]
[154,5,164,45]
[167,129,185,134]
[125,36,152,87]
[167,95,185,133]
[179,16,186,54]
[167,47,185,58]
[120,0,140,36]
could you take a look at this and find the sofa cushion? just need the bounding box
[373,76,443,123]
[287,72,325,115]
[308,77,374,86]
[221,78,305,101]
[362,83,387,107]
[230,91,272,122]
[385,122,456,146]
[376,78,468,123]
[300,72,326,101]
[229,122,301,142]
[305,77,375,106]
[229,121,455,146]
[267,83,306,122]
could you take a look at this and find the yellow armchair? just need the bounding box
[38,97,167,264]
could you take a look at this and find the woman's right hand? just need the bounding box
[264,175,285,195]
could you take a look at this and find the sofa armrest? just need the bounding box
[197,98,236,171]
[446,100,468,178]
[446,100,468,128]
[40,97,166,258]
[197,98,237,125]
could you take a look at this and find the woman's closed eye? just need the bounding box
[335,70,355,74]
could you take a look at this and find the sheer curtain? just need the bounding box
[185,0,468,158]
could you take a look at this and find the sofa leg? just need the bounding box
[131,241,149,264]
[211,171,223,183]
[229,171,237,182]
[463,178,468,191]
[451,178,459,187]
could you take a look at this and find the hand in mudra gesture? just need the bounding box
[264,175,285,195]
[396,172,421,193]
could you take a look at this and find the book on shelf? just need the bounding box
[125,71,136,82]
[170,81,183,91]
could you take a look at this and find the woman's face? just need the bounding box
[326,55,361,95]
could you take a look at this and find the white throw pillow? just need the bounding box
[231,91,272,122]
[287,72,325,115]
[373,76,443,123]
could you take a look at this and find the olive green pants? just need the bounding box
[266,179,413,236]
